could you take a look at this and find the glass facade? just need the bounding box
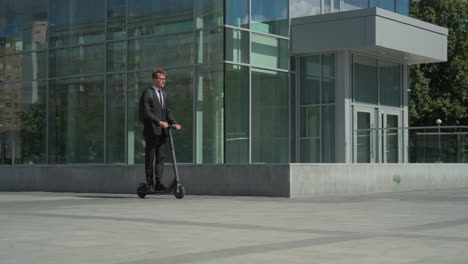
[297,54,336,163]
[0,0,291,165]
[0,0,412,166]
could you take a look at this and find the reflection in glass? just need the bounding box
[251,33,288,70]
[357,111,371,163]
[379,61,401,107]
[107,0,126,40]
[107,41,126,73]
[48,76,105,163]
[128,0,193,37]
[300,55,320,105]
[252,68,289,163]
[49,44,105,78]
[225,28,249,64]
[127,68,193,164]
[385,115,399,163]
[322,105,335,162]
[354,55,377,104]
[290,0,321,18]
[0,0,49,54]
[334,0,341,12]
[252,0,289,36]
[0,81,47,164]
[371,0,396,12]
[396,0,409,16]
[197,28,224,64]
[322,54,335,104]
[50,0,105,47]
[196,0,223,28]
[106,74,126,163]
[196,64,223,164]
[128,33,194,70]
[344,0,368,11]
[324,0,331,13]
[226,0,249,28]
[300,106,320,138]
[4,51,47,83]
[225,64,249,163]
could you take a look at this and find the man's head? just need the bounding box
[152,68,167,88]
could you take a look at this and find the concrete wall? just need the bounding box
[2,164,468,198]
[0,164,291,197]
[290,164,468,198]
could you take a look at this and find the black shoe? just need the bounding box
[147,184,155,192]
[155,183,167,191]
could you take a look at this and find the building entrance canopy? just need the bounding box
[291,8,448,64]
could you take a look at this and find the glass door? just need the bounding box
[380,110,402,163]
[354,107,376,163]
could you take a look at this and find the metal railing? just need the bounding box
[354,126,468,163]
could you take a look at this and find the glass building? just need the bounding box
[0,0,447,166]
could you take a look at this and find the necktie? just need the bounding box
[157,89,163,107]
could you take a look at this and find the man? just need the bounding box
[142,68,182,192]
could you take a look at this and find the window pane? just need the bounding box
[344,0,368,11]
[49,44,105,78]
[106,74,125,163]
[107,0,126,40]
[197,28,223,64]
[290,0,321,18]
[225,64,249,163]
[48,76,105,163]
[354,55,377,104]
[371,0,396,12]
[252,68,289,163]
[300,138,320,163]
[324,0,331,13]
[322,53,335,104]
[225,28,249,64]
[4,51,47,83]
[50,0,105,47]
[127,68,194,164]
[252,0,289,36]
[226,0,249,28]
[196,64,223,164]
[107,41,126,73]
[0,0,49,54]
[300,55,320,105]
[322,105,335,162]
[251,33,288,70]
[396,0,409,16]
[380,61,401,107]
[300,106,319,137]
[0,81,47,164]
[128,33,194,70]
[196,0,223,28]
[333,0,341,12]
[128,0,193,37]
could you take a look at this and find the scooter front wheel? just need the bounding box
[137,185,147,198]
[174,185,185,199]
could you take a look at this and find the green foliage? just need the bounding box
[409,0,468,126]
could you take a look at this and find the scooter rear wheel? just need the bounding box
[137,185,147,198]
[174,185,185,199]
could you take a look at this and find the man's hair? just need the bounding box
[152,68,167,79]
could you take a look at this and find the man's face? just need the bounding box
[153,73,166,88]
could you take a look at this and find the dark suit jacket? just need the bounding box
[141,86,177,139]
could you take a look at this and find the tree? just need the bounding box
[409,0,468,126]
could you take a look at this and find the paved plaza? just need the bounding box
[1,188,468,264]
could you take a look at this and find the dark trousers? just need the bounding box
[144,136,167,187]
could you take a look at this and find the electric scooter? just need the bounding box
[137,125,185,199]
